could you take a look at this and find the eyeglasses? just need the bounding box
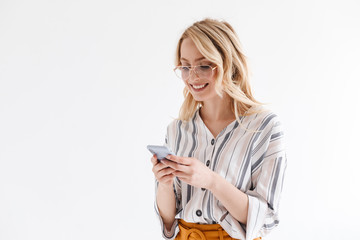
[173,65,217,80]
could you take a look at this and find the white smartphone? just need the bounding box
[147,145,175,160]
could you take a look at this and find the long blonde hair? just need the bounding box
[174,18,267,130]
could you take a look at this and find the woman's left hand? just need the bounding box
[161,155,215,189]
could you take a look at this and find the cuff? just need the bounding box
[245,194,268,240]
[154,198,179,240]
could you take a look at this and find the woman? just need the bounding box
[151,18,287,240]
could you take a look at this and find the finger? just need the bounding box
[161,159,187,172]
[158,173,175,183]
[157,167,176,179]
[174,175,189,184]
[151,154,158,166]
[172,170,189,179]
[151,155,167,167]
[156,171,175,184]
[166,155,191,165]
[153,161,170,173]
[151,158,157,166]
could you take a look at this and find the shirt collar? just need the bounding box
[195,107,239,140]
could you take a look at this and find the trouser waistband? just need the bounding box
[175,219,262,240]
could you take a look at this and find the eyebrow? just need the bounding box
[180,57,206,62]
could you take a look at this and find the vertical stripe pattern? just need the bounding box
[154,106,287,240]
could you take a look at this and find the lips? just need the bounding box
[190,83,209,90]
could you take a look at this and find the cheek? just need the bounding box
[183,81,191,90]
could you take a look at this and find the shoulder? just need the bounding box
[166,110,198,132]
[165,117,184,135]
[245,106,286,153]
[247,105,284,133]
[166,118,179,131]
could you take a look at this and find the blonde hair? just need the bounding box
[174,18,267,132]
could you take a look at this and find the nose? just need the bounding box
[188,68,200,82]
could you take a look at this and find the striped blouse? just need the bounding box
[154,106,287,240]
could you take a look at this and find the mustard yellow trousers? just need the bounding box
[174,219,262,240]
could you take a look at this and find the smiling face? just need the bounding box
[179,38,220,102]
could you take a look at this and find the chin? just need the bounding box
[191,93,221,103]
[191,95,207,102]
[189,92,203,100]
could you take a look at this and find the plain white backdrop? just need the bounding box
[1,0,359,239]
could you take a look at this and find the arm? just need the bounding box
[156,181,176,231]
[162,116,287,240]
[163,151,286,240]
[208,172,249,224]
[162,156,249,224]
[152,155,180,239]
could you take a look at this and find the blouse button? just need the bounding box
[206,160,210,167]
[196,210,202,217]
[211,139,215,145]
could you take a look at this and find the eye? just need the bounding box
[199,65,211,70]
[180,66,190,71]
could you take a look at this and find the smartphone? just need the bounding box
[147,145,175,160]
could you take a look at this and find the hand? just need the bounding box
[151,154,176,189]
[161,155,215,189]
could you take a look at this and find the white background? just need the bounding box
[1,0,359,239]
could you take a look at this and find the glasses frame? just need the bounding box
[173,65,218,80]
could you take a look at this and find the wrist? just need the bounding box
[207,171,219,191]
[158,181,174,191]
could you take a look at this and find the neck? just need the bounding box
[199,94,235,122]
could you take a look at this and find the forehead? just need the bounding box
[180,38,205,62]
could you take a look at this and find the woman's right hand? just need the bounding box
[151,154,176,188]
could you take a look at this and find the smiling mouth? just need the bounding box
[190,83,208,90]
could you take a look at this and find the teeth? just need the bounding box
[192,84,207,89]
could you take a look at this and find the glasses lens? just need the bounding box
[195,65,212,78]
[174,67,183,79]
[175,66,190,80]
[174,65,214,80]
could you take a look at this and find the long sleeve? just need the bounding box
[244,115,287,240]
[154,127,182,239]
